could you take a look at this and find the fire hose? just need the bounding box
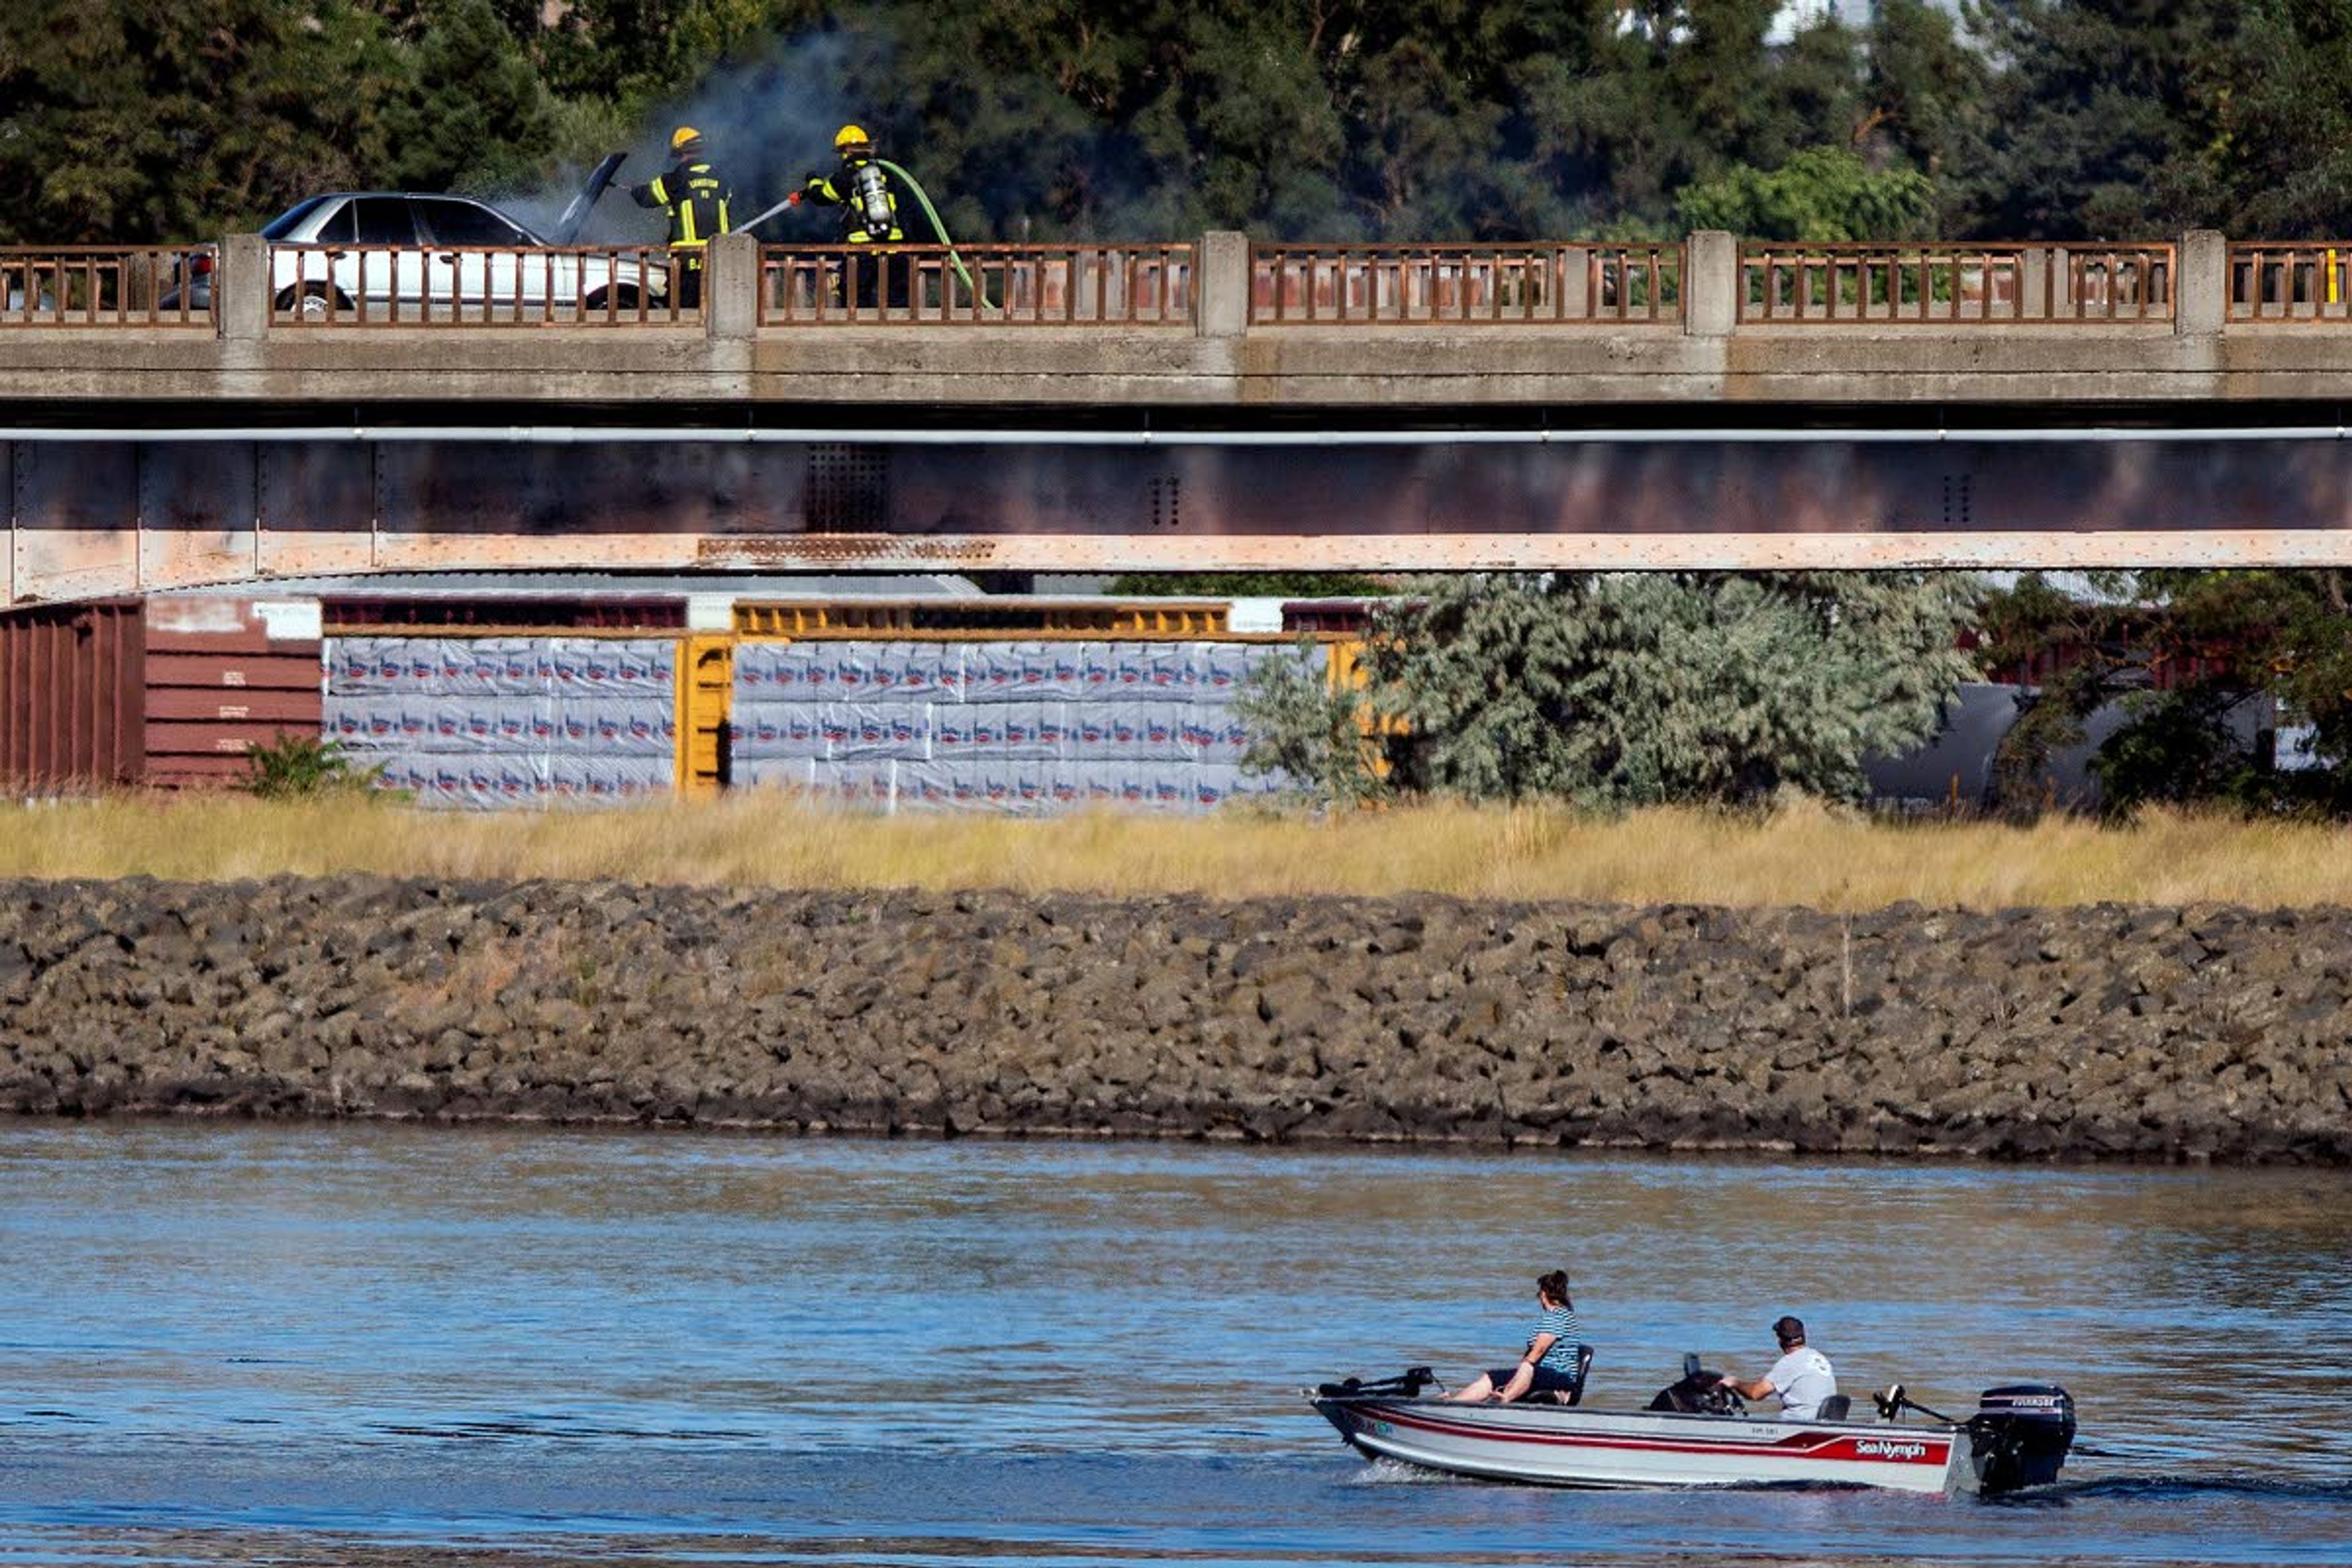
[733,163,993,311]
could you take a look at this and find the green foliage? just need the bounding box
[1104,572,1390,598]
[2089,687,2267,821]
[0,0,558,242]
[378,0,559,196]
[241,733,383,801]
[1981,569,2352,820]
[1232,640,1386,809]
[1,0,1997,246]
[1959,0,2230,238]
[1676,146,1935,241]
[1860,0,1993,194]
[1344,573,1979,807]
[28,2,2352,255]
[2191,0,2352,237]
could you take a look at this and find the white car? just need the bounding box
[172,156,670,321]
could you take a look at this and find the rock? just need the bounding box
[0,876,2344,1164]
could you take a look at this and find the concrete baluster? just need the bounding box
[1196,230,1250,339]
[2177,229,2226,336]
[705,232,760,341]
[218,233,268,342]
[1684,230,1736,337]
[1563,245,1591,320]
[2019,246,2048,323]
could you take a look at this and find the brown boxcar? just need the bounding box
[0,597,322,791]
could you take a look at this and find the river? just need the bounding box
[1,1124,2347,1566]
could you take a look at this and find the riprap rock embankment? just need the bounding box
[1,878,2345,1163]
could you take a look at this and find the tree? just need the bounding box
[1327,573,1979,807]
[1234,640,1387,807]
[377,0,557,196]
[1,1,377,241]
[6,0,1976,247]
[1960,0,2237,238]
[2175,0,2352,238]
[1980,570,2352,819]
[1676,145,1934,241]
[0,0,560,243]
[1857,0,1991,231]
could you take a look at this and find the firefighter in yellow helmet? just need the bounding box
[629,126,733,309]
[799,124,906,311]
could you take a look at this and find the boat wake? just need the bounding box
[1346,1457,1458,1485]
[1986,1474,2352,1508]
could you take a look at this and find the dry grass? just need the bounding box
[6,793,2352,910]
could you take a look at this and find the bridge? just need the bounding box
[10,228,2352,605]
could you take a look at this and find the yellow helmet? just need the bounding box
[834,124,870,151]
[669,126,703,153]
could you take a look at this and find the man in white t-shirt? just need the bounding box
[1719,1315,1836,1421]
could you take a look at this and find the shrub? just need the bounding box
[240,732,382,800]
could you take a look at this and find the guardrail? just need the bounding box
[1738,243,2174,324]
[2228,244,2352,322]
[758,244,1194,325]
[0,247,213,327]
[268,244,689,326]
[1248,243,1682,325]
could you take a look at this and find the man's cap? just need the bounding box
[671,126,703,152]
[1773,1314,1806,1344]
[834,124,870,150]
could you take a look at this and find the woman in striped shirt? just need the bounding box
[1443,1270,1585,1403]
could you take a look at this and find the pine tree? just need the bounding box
[1961,0,2237,238]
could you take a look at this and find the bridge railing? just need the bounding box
[758,244,1194,325]
[1247,243,1683,325]
[58,230,2352,339]
[267,244,690,326]
[0,247,214,327]
[1738,243,2174,324]
[2228,244,2352,322]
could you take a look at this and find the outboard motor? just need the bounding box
[1648,1353,1742,1415]
[1967,1384,2076,1494]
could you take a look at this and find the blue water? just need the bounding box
[1,1123,2348,1565]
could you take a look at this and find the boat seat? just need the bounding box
[1817,1394,1852,1422]
[1530,1343,1595,1406]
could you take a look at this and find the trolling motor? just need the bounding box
[1877,1382,2078,1494]
[1314,1366,1440,1400]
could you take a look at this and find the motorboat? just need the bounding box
[1308,1355,2075,1496]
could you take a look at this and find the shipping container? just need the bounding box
[733,600,1234,639]
[1,597,324,792]
[141,598,326,787]
[0,599,145,790]
[322,595,687,632]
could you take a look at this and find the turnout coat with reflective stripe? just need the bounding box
[801,158,905,243]
[631,159,733,256]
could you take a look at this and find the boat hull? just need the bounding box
[1311,1395,1972,1494]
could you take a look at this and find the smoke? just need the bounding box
[505,3,1910,249]
[510,29,889,244]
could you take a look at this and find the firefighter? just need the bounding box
[799,124,907,311]
[630,126,733,309]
